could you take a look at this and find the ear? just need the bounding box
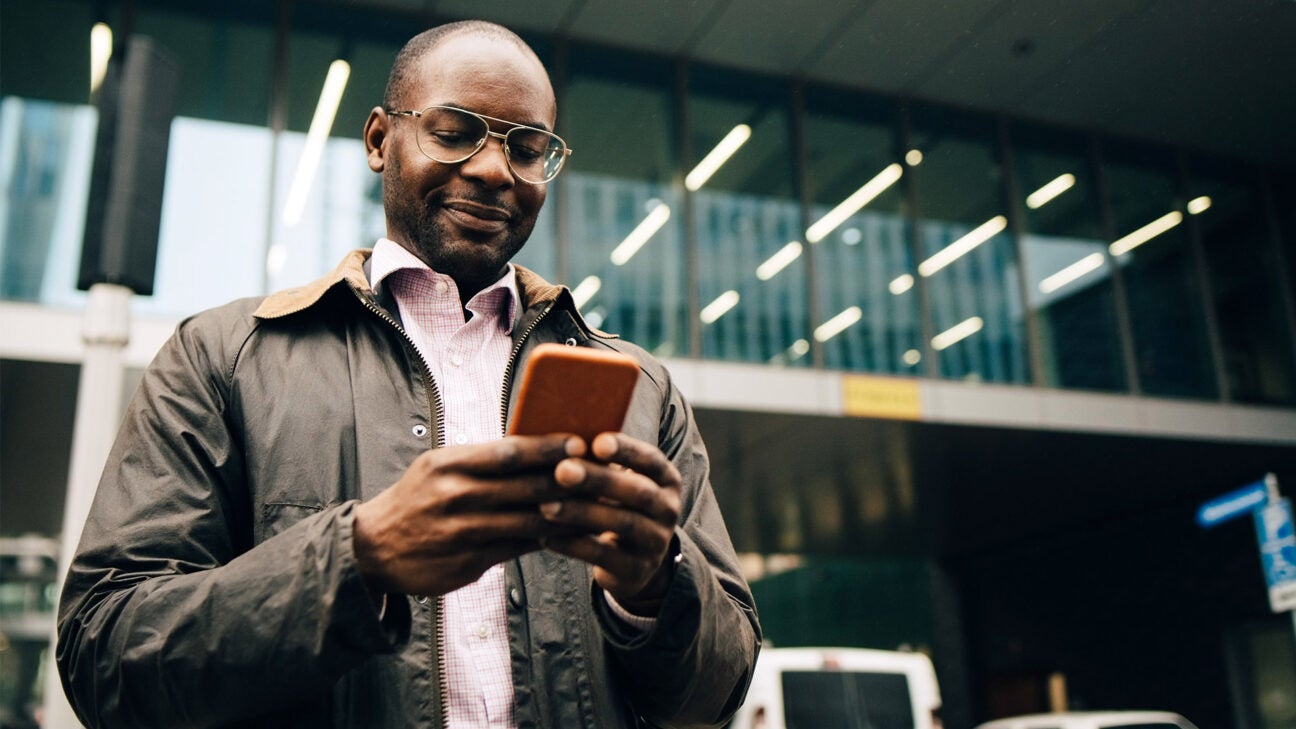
[364,107,389,173]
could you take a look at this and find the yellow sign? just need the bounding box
[842,375,922,420]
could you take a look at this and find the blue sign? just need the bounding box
[1197,479,1269,528]
[1254,496,1296,613]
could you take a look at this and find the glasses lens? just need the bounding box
[505,128,567,183]
[416,107,487,163]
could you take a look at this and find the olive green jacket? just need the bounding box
[56,250,760,728]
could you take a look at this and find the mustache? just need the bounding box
[427,189,520,218]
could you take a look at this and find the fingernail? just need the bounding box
[540,501,562,518]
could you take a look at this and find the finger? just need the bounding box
[429,434,585,477]
[538,499,671,552]
[541,533,653,590]
[402,509,591,551]
[590,433,682,492]
[552,458,680,524]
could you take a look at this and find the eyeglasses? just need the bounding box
[387,105,572,184]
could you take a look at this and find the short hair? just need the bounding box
[382,21,541,109]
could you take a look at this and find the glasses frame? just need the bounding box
[386,105,573,184]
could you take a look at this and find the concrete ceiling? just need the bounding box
[318,0,1296,168]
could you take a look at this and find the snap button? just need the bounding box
[508,587,522,607]
[411,424,429,438]
[564,337,577,346]
[416,595,429,605]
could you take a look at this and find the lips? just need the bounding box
[442,198,513,234]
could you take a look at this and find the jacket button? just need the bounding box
[508,587,522,607]
[564,337,577,346]
[416,595,429,605]
[411,424,429,438]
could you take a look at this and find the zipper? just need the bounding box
[498,300,558,435]
[348,283,449,728]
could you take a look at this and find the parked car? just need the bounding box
[727,646,943,729]
[974,710,1200,729]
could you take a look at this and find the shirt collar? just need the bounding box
[370,238,520,333]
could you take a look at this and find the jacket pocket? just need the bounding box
[256,501,327,542]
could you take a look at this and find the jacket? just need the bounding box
[56,249,761,728]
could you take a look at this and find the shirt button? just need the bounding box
[454,433,469,445]
[451,355,464,367]
[475,623,489,639]
[435,281,449,295]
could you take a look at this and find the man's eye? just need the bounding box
[430,130,476,146]
[508,143,544,161]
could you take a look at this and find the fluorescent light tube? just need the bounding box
[700,290,740,324]
[806,163,903,243]
[282,59,351,227]
[1038,252,1105,294]
[1109,211,1182,257]
[571,276,602,308]
[685,124,751,191]
[756,241,803,281]
[1025,173,1076,209]
[918,215,1007,277]
[610,202,671,265]
[90,23,113,94]
[1187,196,1212,215]
[813,306,862,342]
[889,274,914,295]
[932,316,983,351]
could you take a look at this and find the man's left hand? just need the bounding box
[538,432,683,616]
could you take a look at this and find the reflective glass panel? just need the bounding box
[1010,122,1127,391]
[909,104,1028,383]
[1102,141,1218,399]
[562,48,681,354]
[690,67,805,365]
[1188,158,1296,405]
[803,87,916,374]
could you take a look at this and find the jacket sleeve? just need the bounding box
[594,367,762,729]
[55,311,408,728]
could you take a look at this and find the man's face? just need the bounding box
[367,34,556,294]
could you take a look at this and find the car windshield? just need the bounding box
[781,670,915,729]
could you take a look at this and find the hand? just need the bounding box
[353,434,589,598]
[539,432,683,616]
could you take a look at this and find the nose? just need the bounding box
[458,132,515,189]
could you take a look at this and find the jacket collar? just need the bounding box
[253,249,600,335]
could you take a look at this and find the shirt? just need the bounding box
[371,238,519,729]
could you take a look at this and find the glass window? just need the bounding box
[1010,122,1127,391]
[1102,141,1218,399]
[0,0,96,104]
[803,87,917,374]
[781,670,915,729]
[563,48,682,355]
[1187,158,1296,405]
[909,104,1029,383]
[690,67,804,365]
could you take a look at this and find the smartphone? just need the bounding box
[507,343,641,443]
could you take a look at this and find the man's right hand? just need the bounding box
[352,433,586,597]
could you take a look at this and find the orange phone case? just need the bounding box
[507,343,641,442]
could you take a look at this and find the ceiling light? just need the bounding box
[902,349,922,366]
[90,23,113,94]
[756,241,803,280]
[282,59,351,227]
[806,163,903,243]
[1187,196,1212,215]
[700,290,740,324]
[932,316,983,350]
[1109,211,1183,257]
[918,215,1007,277]
[571,275,602,308]
[905,149,923,166]
[889,274,914,295]
[685,124,751,191]
[813,306,862,342]
[610,201,671,265]
[1025,173,1076,209]
[1038,252,1105,294]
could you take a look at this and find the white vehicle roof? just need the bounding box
[974,710,1199,729]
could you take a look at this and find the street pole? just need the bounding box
[42,282,133,729]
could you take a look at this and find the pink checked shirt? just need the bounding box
[371,238,520,729]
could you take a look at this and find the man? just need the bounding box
[56,20,760,729]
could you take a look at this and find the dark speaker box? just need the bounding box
[78,36,180,295]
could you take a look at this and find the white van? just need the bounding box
[728,647,944,729]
